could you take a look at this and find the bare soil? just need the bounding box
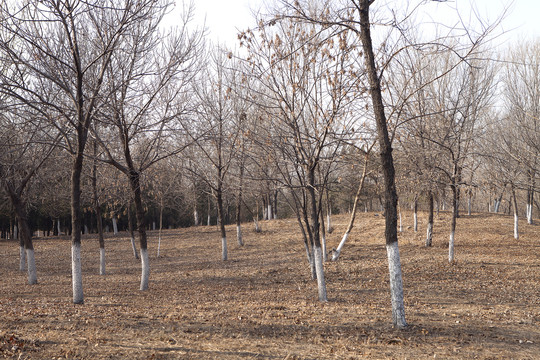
[1,211,539,359]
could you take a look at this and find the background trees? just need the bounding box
[0,0,536,330]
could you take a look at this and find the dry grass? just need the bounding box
[1,211,539,359]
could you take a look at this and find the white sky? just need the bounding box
[175,0,540,49]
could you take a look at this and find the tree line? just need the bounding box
[0,0,537,328]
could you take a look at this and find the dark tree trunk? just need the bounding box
[358,0,406,328]
[216,180,228,260]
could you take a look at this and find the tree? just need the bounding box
[241,13,360,301]
[92,2,204,288]
[0,106,58,284]
[501,40,540,226]
[0,0,165,302]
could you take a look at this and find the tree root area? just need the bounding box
[1,211,539,359]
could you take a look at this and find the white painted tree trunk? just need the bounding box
[321,232,327,262]
[130,237,139,259]
[326,213,332,232]
[526,204,533,225]
[72,243,84,304]
[514,213,519,240]
[57,220,61,235]
[152,221,156,231]
[207,214,211,226]
[13,225,18,240]
[425,223,433,247]
[112,218,118,235]
[386,242,407,328]
[194,209,199,226]
[140,248,149,290]
[19,246,26,271]
[222,236,228,261]
[313,246,327,302]
[253,218,261,232]
[99,248,106,275]
[332,232,349,261]
[449,231,455,263]
[84,225,89,235]
[236,225,243,246]
[26,249,37,285]
[267,204,272,221]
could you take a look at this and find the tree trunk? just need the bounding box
[426,191,434,247]
[128,169,149,290]
[319,204,327,262]
[71,147,85,304]
[127,201,139,259]
[216,185,228,261]
[112,217,118,235]
[9,190,37,285]
[512,186,519,240]
[92,149,106,275]
[207,195,211,226]
[413,197,418,232]
[308,167,327,302]
[359,0,406,328]
[236,164,245,246]
[333,156,369,261]
[449,184,458,263]
[157,198,163,257]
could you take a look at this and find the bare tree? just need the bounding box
[92,2,204,289]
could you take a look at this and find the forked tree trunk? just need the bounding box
[426,191,434,247]
[333,157,369,262]
[359,0,406,327]
[308,168,327,302]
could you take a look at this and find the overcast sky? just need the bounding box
[179,0,540,49]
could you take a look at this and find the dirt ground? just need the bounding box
[1,210,539,359]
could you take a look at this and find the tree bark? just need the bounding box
[127,201,139,259]
[307,167,327,301]
[8,190,37,284]
[92,147,106,275]
[449,184,458,263]
[426,191,434,247]
[413,197,418,232]
[130,170,149,290]
[512,186,519,240]
[358,0,406,328]
[216,184,228,261]
[71,146,85,304]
